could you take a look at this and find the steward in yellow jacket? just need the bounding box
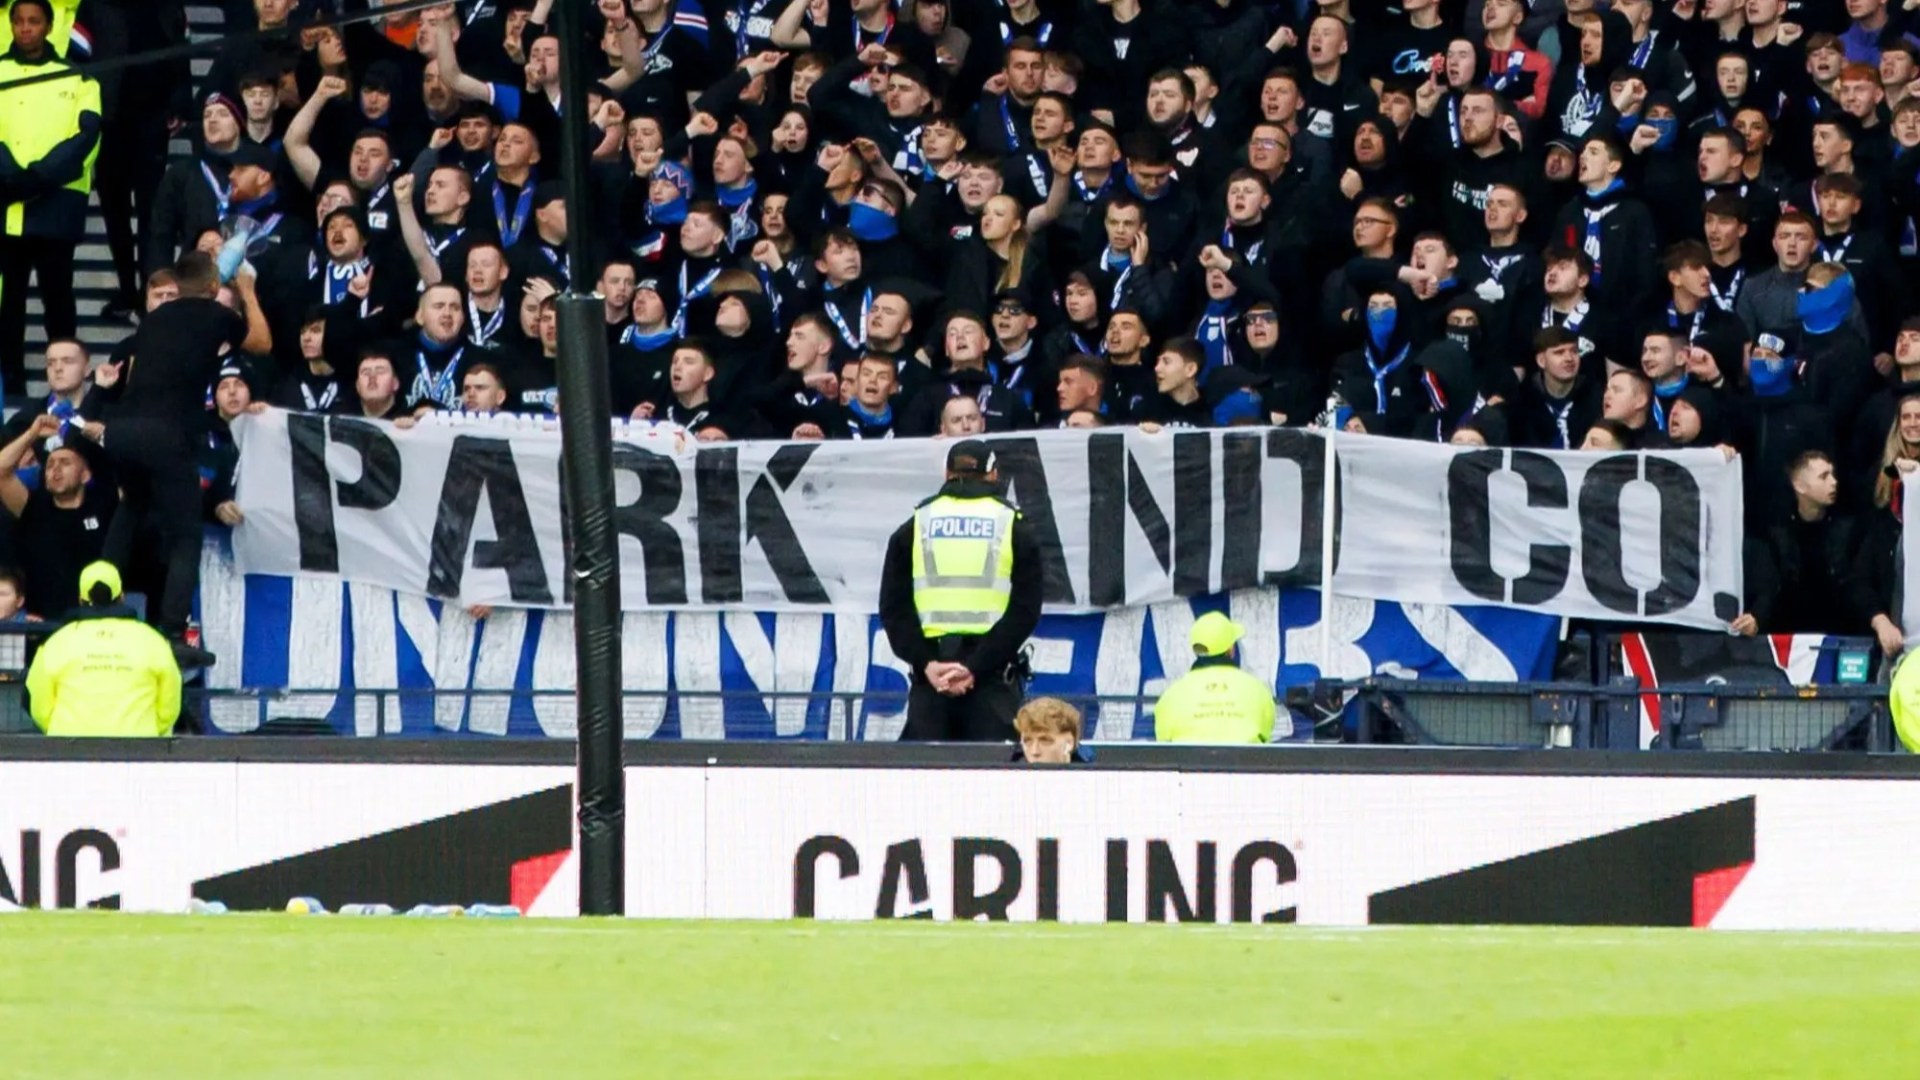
[26,562,182,737]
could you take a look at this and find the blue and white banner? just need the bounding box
[196,541,1559,739]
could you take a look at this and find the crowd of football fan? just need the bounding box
[0,0,1918,648]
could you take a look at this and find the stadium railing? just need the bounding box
[0,624,1897,750]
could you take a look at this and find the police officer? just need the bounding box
[24,561,182,737]
[1154,612,1276,743]
[879,439,1044,741]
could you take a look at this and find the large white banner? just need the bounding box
[625,765,1920,931]
[230,411,1324,614]
[1335,437,1744,628]
[229,412,1742,627]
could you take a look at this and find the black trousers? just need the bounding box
[96,111,169,298]
[102,422,203,637]
[901,674,1023,743]
[0,234,77,392]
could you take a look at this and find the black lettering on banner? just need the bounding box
[1087,435,1126,607]
[1219,432,1263,590]
[291,417,405,574]
[56,829,119,910]
[1035,838,1059,921]
[609,443,689,605]
[0,829,40,907]
[792,834,858,918]
[953,838,1022,921]
[1579,456,1722,617]
[1261,429,1324,589]
[1172,432,1213,597]
[694,448,743,604]
[1447,449,1571,605]
[426,436,554,604]
[1230,841,1298,924]
[875,839,932,919]
[1104,838,1129,922]
[288,413,338,572]
[1145,840,1216,923]
[744,444,828,603]
[988,438,1073,604]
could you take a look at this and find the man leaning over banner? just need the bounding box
[879,439,1043,742]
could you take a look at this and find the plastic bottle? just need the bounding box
[404,903,466,917]
[285,896,327,915]
[465,904,522,918]
[338,903,396,916]
[187,898,227,915]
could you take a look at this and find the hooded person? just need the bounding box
[1546,7,1635,144]
[1411,336,1480,443]
[1633,90,1702,242]
[688,282,781,414]
[1665,382,1729,449]
[1331,282,1433,437]
[1344,115,1420,222]
[1796,266,1876,447]
[1738,332,1837,529]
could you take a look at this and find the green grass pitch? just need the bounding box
[3,915,1918,1078]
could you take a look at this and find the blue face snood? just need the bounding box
[1797,273,1855,336]
[1366,306,1398,352]
[1647,116,1678,151]
[651,194,688,225]
[1125,173,1169,202]
[847,202,899,241]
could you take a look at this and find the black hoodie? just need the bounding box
[1331,283,1434,437]
[1546,9,1635,144]
[1553,178,1660,322]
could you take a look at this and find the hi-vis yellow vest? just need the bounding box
[910,496,1016,637]
[0,55,100,234]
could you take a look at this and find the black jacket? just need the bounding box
[1554,184,1660,322]
[878,482,1045,678]
[1746,511,1878,635]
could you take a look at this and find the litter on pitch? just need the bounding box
[285,897,327,915]
[188,899,228,915]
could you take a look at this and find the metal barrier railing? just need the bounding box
[1306,677,1894,752]
[0,622,1899,750]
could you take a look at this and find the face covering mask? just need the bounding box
[1796,273,1856,336]
[651,194,688,225]
[847,201,899,241]
[1646,116,1679,151]
[1366,306,1398,352]
[1446,326,1480,353]
[1124,173,1169,202]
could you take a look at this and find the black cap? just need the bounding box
[992,286,1032,312]
[946,439,997,475]
[533,180,568,210]
[227,142,278,173]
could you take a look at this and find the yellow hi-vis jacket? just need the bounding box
[0,44,101,240]
[1154,660,1277,743]
[911,496,1016,637]
[26,615,181,737]
[1891,651,1920,754]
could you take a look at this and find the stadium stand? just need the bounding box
[3,0,1920,742]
